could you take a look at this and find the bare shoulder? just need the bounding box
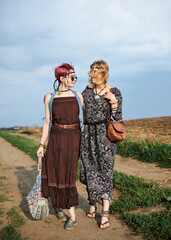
[45,93,52,103]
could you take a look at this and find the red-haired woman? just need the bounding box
[37,63,83,230]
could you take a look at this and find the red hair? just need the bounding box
[55,63,74,80]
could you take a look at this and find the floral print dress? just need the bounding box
[80,86,122,205]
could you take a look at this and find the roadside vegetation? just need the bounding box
[117,137,171,168]
[111,171,171,240]
[0,132,39,162]
[0,207,26,240]
[0,174,26,240]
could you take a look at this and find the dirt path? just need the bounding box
[0,136,170,240]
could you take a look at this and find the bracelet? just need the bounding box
[39,143,45,149]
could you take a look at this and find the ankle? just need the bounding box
[70,216,76,221]
[101,210,109,217]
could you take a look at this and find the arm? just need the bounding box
[77,92,84,107]
[37,94,52,157]
[77,92,85,124]
[104,87,122,121]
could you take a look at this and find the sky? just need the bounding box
[0,0,171,127]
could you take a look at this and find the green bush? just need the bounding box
[0,224,23,240]
[120,210,171,240]
[110,171,170,213]
[20,130,32,135]
[116,137,171,168]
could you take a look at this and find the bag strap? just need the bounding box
[48,90,83,133]
[107,88,114,120]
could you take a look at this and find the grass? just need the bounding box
[120,210,171,240]
[6,207,25,228]
[111,171,171,240]
[0,224,23,240]
[20,130,32,135]
[0,208,5,215]
[0,132,39,162]
[110,171,170,213]
[0,207,26,240]
[0,194,8,203]
[116,137,171,168]
[0,176,7,180]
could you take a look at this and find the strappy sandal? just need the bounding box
[100,210,110,229]
[86,206,97,218]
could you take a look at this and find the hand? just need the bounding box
[104,91,118,104]
[43,93,52,103]
[37,147,44,157]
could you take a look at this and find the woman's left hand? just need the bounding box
[104,91,118,104]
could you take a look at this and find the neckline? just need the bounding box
[92,87,112,96]
[53,96,76,99]
[92,88,105,97]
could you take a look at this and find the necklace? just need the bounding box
[94,85,106,100]
[57,89,70,95]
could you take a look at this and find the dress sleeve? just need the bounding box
[111,87,122,121]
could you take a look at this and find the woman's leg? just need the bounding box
[87,200,97,218]
[65,206,77,230]
[100,199,110,229]
[68,206,76,221]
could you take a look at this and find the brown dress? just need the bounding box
[42,97,81,209]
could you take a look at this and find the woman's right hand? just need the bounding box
[37,146,44,157]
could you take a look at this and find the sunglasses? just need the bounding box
[63,71,77,81]
[88,67,104,76]
[70,75,77,81]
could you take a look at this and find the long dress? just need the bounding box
[80,86,122,205]
[42,97,81,209]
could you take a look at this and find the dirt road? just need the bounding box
[0,136,170,240]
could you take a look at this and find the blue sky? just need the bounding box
[0,0,171,127]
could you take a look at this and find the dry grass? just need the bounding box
[19,117,171,144]
[124,116,171,144]
[19,127,42,138]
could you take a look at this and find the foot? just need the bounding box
[55,210,68,222]
[100,210,110,229]
[64,219,77,230]
[86,205,97,218]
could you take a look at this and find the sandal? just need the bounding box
[86,206,97,218]
[100,210,110,229]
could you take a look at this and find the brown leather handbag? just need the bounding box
[107,88,127,142]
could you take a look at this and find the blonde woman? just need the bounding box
[80,60,122,229]
[37,63,83,230]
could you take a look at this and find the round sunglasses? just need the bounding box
[63,71,77,81]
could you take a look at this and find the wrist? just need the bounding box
[39,143,45,149]
[110,99,118,105]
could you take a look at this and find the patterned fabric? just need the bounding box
[26,173,49,220]
[80,86,122,205]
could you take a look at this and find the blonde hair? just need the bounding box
[88,60,109,88]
